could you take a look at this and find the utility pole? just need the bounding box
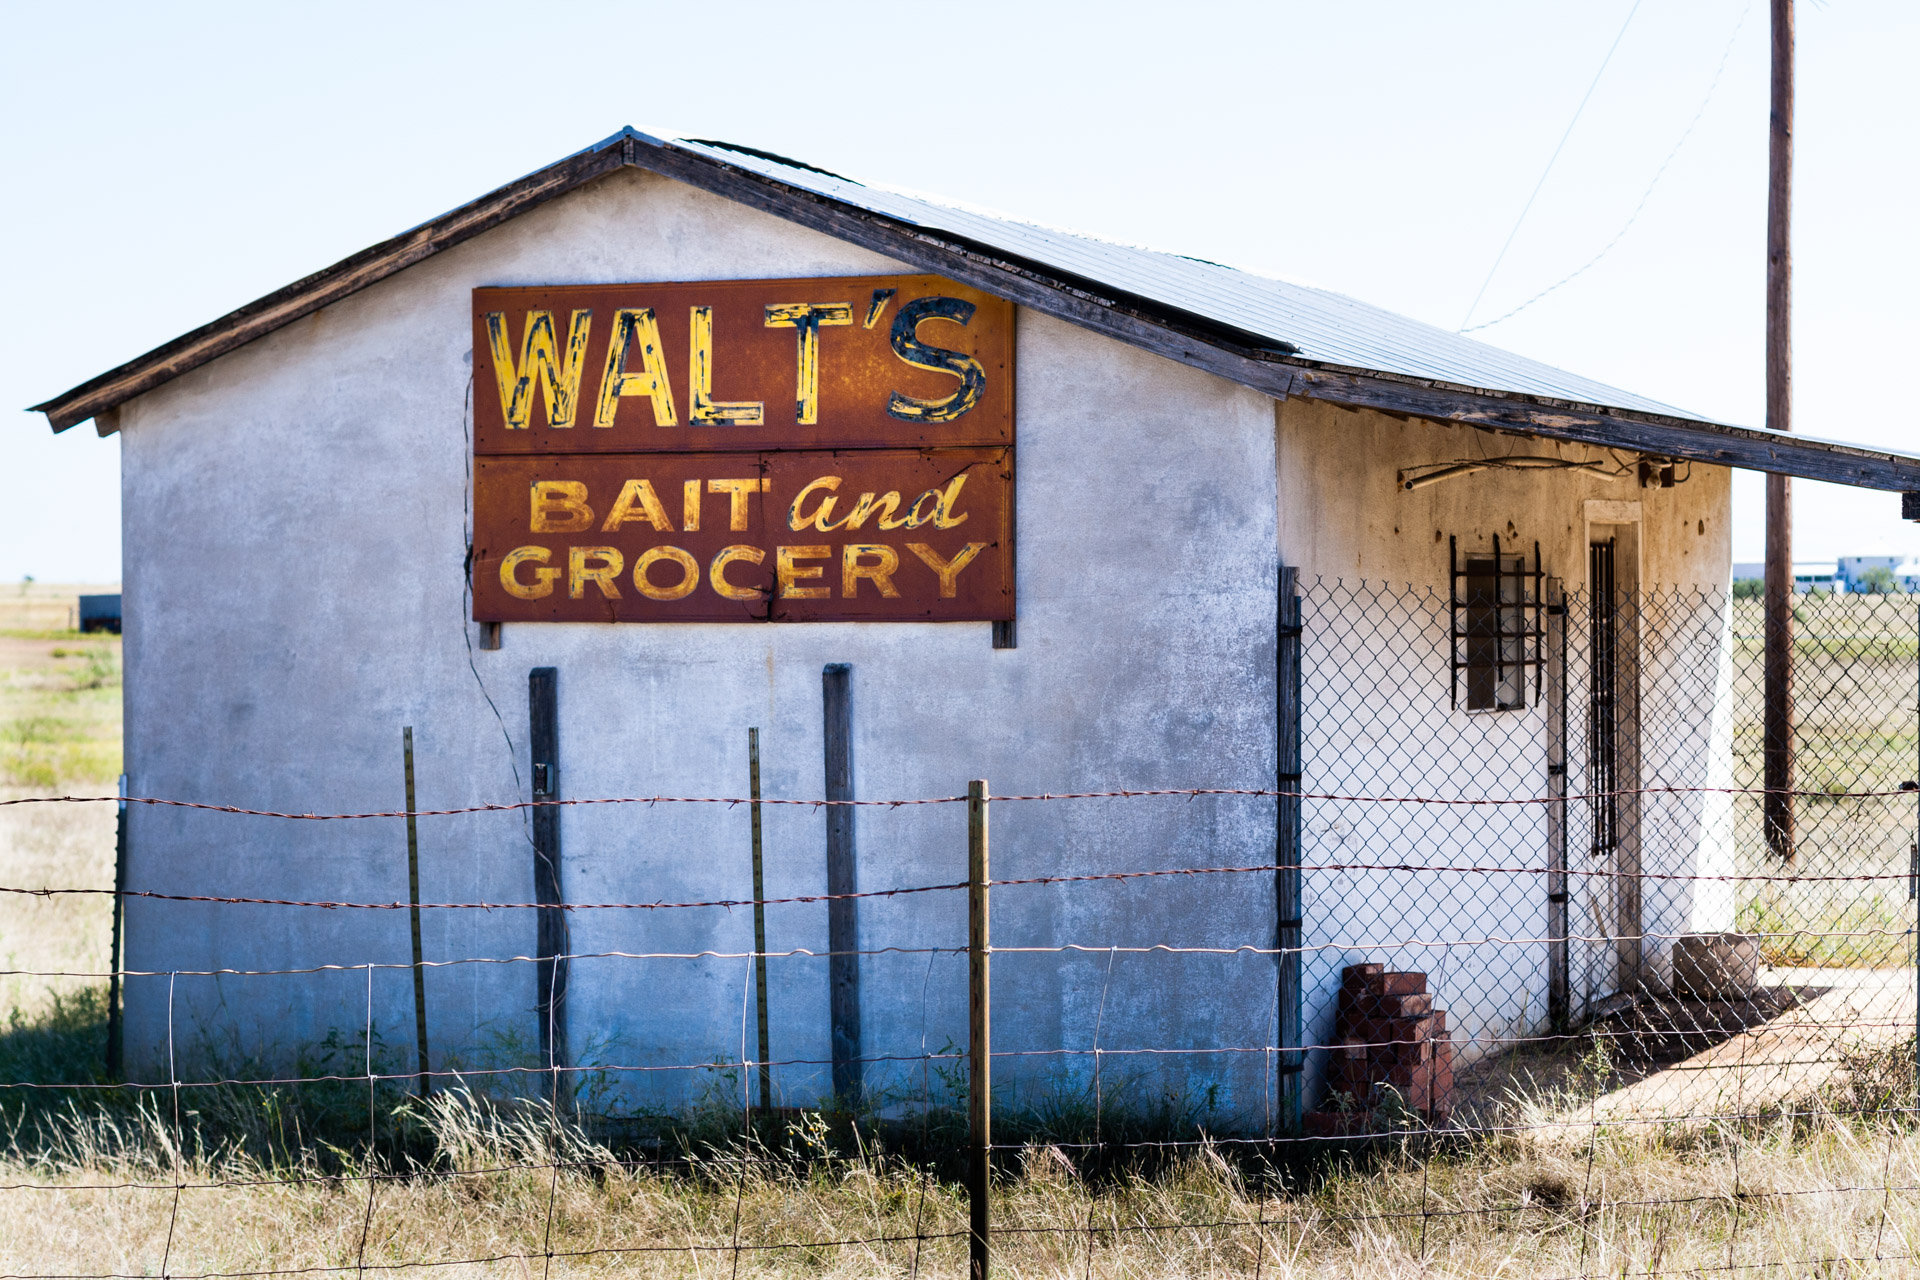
[1763,0,1795,861]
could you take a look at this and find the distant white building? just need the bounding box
[1731,561,1849,593]
[1837,555,1919,593]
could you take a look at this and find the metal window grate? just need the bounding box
[1450,534,1545,711]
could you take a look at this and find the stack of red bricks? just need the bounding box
[1305,963,1453,1135]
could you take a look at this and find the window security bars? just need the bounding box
[1450,534,1545,711]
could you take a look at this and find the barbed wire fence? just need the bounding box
[0,582,1914,1276]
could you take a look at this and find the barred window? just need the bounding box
[1450,535,1544,711]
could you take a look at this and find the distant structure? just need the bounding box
[1837,555,1920,593]
[77,593,121,634]
[1732,557,1920,593]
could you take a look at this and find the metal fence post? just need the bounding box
[968,779,991,1280]
[404,727,431,1098]
[105,773,128,1079]
[529,667,568,1099]
[750,727,773,1113]
[1276,566,1304,1132]
[1545,580,1570,1034]
[822,663,862,1104]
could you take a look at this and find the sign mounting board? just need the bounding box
[470,274,1014,623]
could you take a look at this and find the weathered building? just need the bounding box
[33,130,1920,1126]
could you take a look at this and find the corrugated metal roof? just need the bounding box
[672,137,1707,424]
[37,125,1920,495]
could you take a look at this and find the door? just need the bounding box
[1589,533,1644,992]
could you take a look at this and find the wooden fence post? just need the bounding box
[822,664,862,1104]
[105,773,128,1079]
[968,778,991,1280]
[404,727,431,1097]
[750,727,773,1113]
[529,668,568,1098]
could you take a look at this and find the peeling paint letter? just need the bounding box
[905,542,988,598]
[764,303,853,424]
[788,476,842,532]
[886,297,985,423]
[601,479,674,532]
[569,546,625,599]
[710,546,768,601]
[500,546,560,600]
[690,306,764,425]
[486,309,592,429]
[777,545,832,598]
[842,544,901,598]
[530,481,595,533]
[593,308,676,427]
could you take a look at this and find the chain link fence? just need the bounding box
[0,581,1915,1275]
[1299,576,1916,1138]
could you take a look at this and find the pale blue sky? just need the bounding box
[6,0,1915,582]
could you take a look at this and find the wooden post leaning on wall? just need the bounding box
[1275,566,1304,1133]
[404,728,432,1098]
[1763,0,1796,862]
[749,727,773,1113]
[105,773,129,1079]
[529,668,569,1099]
[967,779,992,1280]
[1543,580,1571,1034]
[822,664,863,1104]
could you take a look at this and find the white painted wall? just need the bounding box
[1276,399,1734,1090]
[112,167,1737,1125]
[116,169,1282,1126]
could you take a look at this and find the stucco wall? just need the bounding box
[1276,398,1735,1089]
[116,169,1282,1124]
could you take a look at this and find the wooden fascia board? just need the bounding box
[1288,369,1920,491]
[31,141,634,432]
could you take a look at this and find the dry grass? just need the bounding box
[1,1086,1919,1277]
[3,587,1919,1274]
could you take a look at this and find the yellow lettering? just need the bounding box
[485,309,592,429]
[530,480,594,533]
[764,302,853,424]
[600,479,674,532]
[926,473,971,529]
[707,478,764,531]
[710,546,767,601]
[831,491,901,532]
[888,474,972,530]
[593,308,676,427]
[906,542,988,597]
[842,544,901,598]
[689,306,764,425]
[787,476,842,531]
[683,478,702,532]
[500,546,559,599]
[777,545,831,598]
[568,546,624,599]
[634,546,700,601]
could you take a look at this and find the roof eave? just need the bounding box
[29,129,1920,494]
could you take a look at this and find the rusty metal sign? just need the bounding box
[472,274,1014,624]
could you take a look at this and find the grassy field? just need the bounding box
[0,583,121,1028]
[2,586,1918,1275]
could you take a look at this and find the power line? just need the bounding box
[1464,1,1752,334]
[1456,0,1644,332]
